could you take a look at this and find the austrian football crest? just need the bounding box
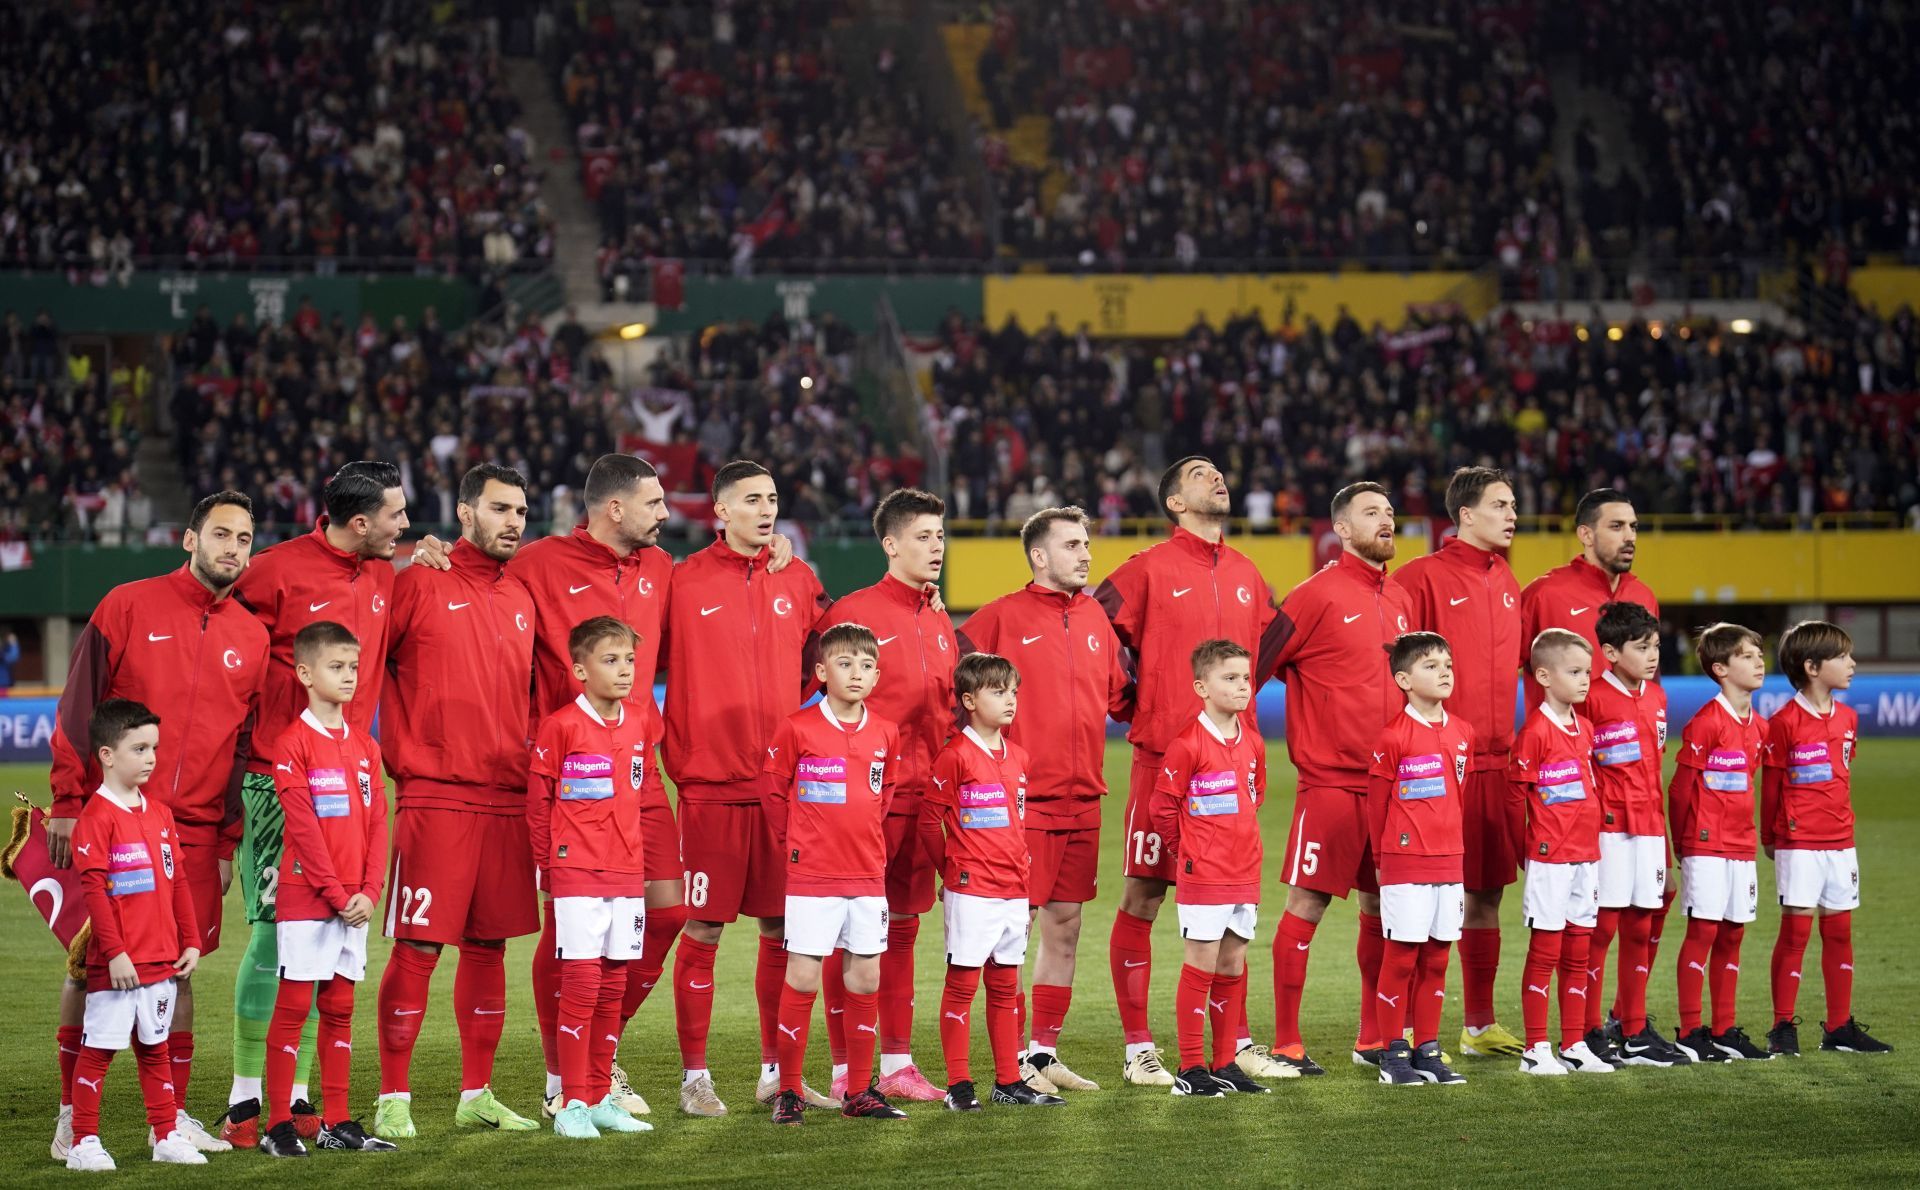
[159,843,175,879]
[1454,754,1468,782]
[869,761,885,794]
[631,756,646,788]
[1842,740,1854,769]
[357,772,374,807]
[1656,717,1668,749]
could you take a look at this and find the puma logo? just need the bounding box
[856,1023,877,1035]
[943,1012,968,1025]
[1840,963,1854,972]
[280,1044,299,1056]
[1526,984,1550,997]
[1569,986,1587,998]
[560,1025,584,1039]
[1375,993,1401,1007]
[1687,962,1706,973]
[76,1077,101,1093]
[1723,963,1740,973]
[333,1040,353,1049]
[779,1024,803,1039]
[1208,999,1227,1013]
[1790,971,1801,980]
[75,843,93,857]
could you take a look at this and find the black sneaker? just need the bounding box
[316,1119,396,1152]
[1641,1016,1691,1064]
[991,1079,1065,1106]
[1351,1046,1385,1068]
[1376,1040,1421,1087]
[1711,1026,1773,1061]
[1208,1063,1270,1094]
[942,1080,982,1112]
[1821,1018,1894,1054]
[1271,1048,1327,1077]
[289,1098,323,1140]
[771,1089,805,1125]
[1767,1017,1801,1057]
[1171,1065,1227,1097]
[840,1087,907,1120]
[1411,1040,1466,1085]
[1621,1027,1680,1067]
[1603,1011,1624,1046]
[260,1119,309,1158]
[1584,1027,1626,1068]
[1677,1026,1729,1064]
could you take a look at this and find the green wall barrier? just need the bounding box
[0,273,476,334]
[649,275,981,336]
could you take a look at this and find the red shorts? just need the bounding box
[1027,825,1100,906]
[640,791,681,882]
[679,801,785,923]
[884,810,936,915]
[385,807,540,944]
[1463,767,1523,891]
[1121,750,1178,882]
[1281,785,1378,898]
[179,842,224,956]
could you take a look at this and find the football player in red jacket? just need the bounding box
[954,506,1129,1092]
[1094,457,1275,1087]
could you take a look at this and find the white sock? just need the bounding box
[879,1053,912,1076]
[1027,1043,1056,1059]
[290,1083,308,1108]
[761,1062,778,1079]
[545,1073,563,1097]
[378,1092,411,1103]
[682,1068,711,1087]
[831,1062,848,1081]
[459,1088,486,1103]
[228,1076,262,1106]
[1125,1041,1155,1061]
[1237,1036,1255,1053]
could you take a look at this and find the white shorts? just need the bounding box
[1379,882,1465,944]
[1597,833,1668,910]
[784,894,889,958]
[552,896,647,960]
[1774,848,1860,912]
[943,891,1030,966]
[278,917,370,982]
[83,978,178,1051]
[1523,860,1601,931]
[1680,856,1759,923]
[1175,901,1259,944]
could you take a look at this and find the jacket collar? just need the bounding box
[451,537,508,581]
[1334,549,1388,590]
[309,517,367,576]
[1568,554,1626,595]
[878,571,934,609]
[167,562,229,612]
[569,526,641,572]
[702,533,770,572]
[1022,581,1088,608]
[1169,524,1226,563]
[1439,535,1501,570]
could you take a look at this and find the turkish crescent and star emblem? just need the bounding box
[639,576,655,597]
[773,596,794,617]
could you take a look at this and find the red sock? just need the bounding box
[165,1029,192,1111]
[1271,911,1316,1050]
[1355,912,1385,1046]
[1819,911,1854,1027]
[377,942,438,1095]
[266,979,317,1128]
[57,1024,83,1106]
[822,950,848,1065]
[777,983,817,1095]
[1029,983,1071,1050]
[1227,961,1250,1049]
[1643,887,1673,972]
[1585,908,1619,1031]
[1375,940,1420,1043]
[983,962,1023,1085]
[533,902,562,1073]
[1459,926,1501,1029]
[558,958,603,1105]
[1708,922,1745,1035]
[1522,929,1563,1046]
[623,904,685,1027]
[1616,907,1653,1034]
[940,965,981,1085]
[1771,913,1813,1023]
[1110,910,1156,1046]
[592,960,626,1102]
[70,1046,113,1141]
[879,916,919,1055]
[1558,925,1592,1049]
[316,978,355,1122]
[673,936,718,1070]
[1208,969,1244,1069]
[455,944,506,1092]
[843,988,879,1092]
[1676,916,1719,1033]
[1175,963,1213,1070]
[133,1037,177,1132]
[1413,940,1452,1045]
[756,935,787,1065]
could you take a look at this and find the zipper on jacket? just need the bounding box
[171,609,210,804]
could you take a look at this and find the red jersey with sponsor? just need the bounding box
[511,529,673,718]
[761,702,900,897]
[1259,551,1413,789]
[1151,713,1266,904]
[1095,528,1275,756]
[1510,705,1603,864]
[924,727,1032,900]
[1519,556,1660,710]
[813,573,955,816]
[1670,694,1766,860]
[662,538,828,798]
[50,565,268,853]
[270,711,389,921]
[528,695,663,897]
[382,539,537,814]
[1366,705,1473,885]
[74,790,199,992]
[1387,538,1525,769]
[1583,670,1669,837]
[955,583,1131,829]
[233,520,395,775]
[1761,694,1858,850]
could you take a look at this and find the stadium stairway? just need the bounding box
[939,22,1065,247]
[1546,54,1643,243]
[504,57,605,310]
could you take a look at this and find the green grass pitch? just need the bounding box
[3,743,1916,1188]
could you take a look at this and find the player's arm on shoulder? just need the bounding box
[1093,554,1148,647]
[1257,586,1313,682]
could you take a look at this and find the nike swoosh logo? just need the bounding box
[309,601,331,611]
[1449,596,1469,606]
[447,601,470,611]
[255,964,276,972]
[691,981,713,990]
[1171,588,1192,598]
[1343,613,1362,624]
[474,1007,505,1015]
[569,584,591,594]
[392,1009,423,1016]
[1570,606,1590,615]
[1021,634,1044,645]
[700,606,723,617]
[1124,960,1148,969]
[147,632,173,642]
[876,636,897,646]
[1296,942,1310,951]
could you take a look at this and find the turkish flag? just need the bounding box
[4,800,89,953]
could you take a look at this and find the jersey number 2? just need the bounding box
[397,885,433,927]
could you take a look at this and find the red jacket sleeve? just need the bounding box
[920,747,961,876]
[220,672,267,858]
[49,612,120,817]
[1149,739,1190,858]
[274,738,351,913]
[72,811,125,961]
[759,720,798,846]
[527,719,563,873]
[1366,731,1397,854]
[1094,555,1150,681]
[1259,580,1320,683]
[165,806,200,952]
[1759,719,1785,850]
[1386,565,1434,632]
[359,743,389,902]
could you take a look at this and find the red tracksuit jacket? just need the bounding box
[1670,694,1766,860]
[661,538,828,799]
[1761,694,1857,851]
[1259,551,1413,790]
[1510,705,1603,864]
[50,565,268,853]
[955,583,1132,830]
[233,520,396,775]
[1520,556,1660,711]
[1367,706,1473,885]
[1387,537,1524,769]
[761,702,900,897]
[270,711,389,921]
[382,539,537,814]
[1584,670,1669,837]
[528,695,663,898]
[511,529,674,719]
[74,790,199,992]
[813,573,956,818]
[1151,712,1267,904]
[1095,527,1275,757]
[921,727,1032,900]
